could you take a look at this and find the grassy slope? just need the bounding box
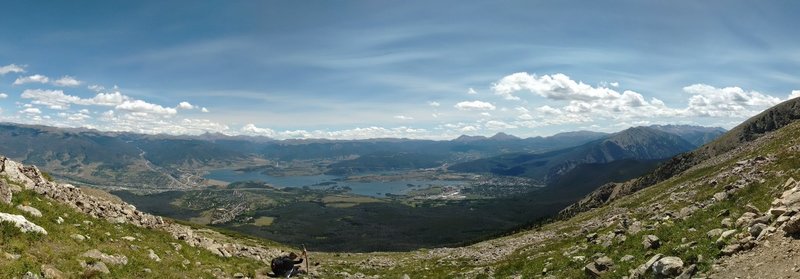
[3,110,798,277]
[308,120,800,278]
[0,182,272,278]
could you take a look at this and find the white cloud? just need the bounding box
[21,107,41,114]
[88,84,105,92]
[480,112,491,117]
[467,88,478,95]
[454,100,496,111]
[485,120,517,130]
[21,89,82,110]
[91,92,130,106]
[788,90,800,100]
[240,124,432,140]
[536,105,562,115]
[0,93,7,99]
[460,125,478,132]
[489,73,786,128]
[115,100,178,116]
[13,74,49,85]
[427,101,440,107]
[52,76,82,87]
[201,107,209,113]
[394,115,413,120]
[241,123,277,137]
[20,88,181,116]
[492,72,621,101]
[0,64,25,75]
[682,84,782,117]
[610,82,619,87]
[178,101,195,110]
[175,119,230,134]
[58,111,91,121]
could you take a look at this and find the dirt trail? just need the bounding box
[709,230,800,278]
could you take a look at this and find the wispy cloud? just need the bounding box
[0,64,25,75]
[14,74,49,85]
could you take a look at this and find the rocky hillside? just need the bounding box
[561,97,800,218]
[0,156,293,278]
[296,100,800,278]
[449,125,699,182]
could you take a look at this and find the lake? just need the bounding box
[204,169,466,197]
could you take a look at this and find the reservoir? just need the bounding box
[204,169,465,197]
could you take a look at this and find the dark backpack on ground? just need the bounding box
[270,256,295,276]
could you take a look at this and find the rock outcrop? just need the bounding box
[0,156,282,264]
[0,212,47,234]
[0,179,12,204]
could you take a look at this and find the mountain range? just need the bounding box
[449,125,724,184]
[2,97,799,278]
[0,122,723,189]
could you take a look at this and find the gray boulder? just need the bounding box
[749,223,767,237]
[642,235,660,249]
[16,205,42,218]
[652,256,683,276]
[81,261,110,274]
[785,215,800,234]
[0,179,11,205]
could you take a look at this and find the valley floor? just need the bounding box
[3,121,800,278]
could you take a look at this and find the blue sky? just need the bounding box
[1,1,799,139]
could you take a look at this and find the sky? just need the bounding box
[1,1,799,140]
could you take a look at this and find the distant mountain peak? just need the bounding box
[488,132,520,141]
[453,135,488,142]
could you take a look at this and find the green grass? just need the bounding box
[311,121,800,278]
[4,122,800,278]
[0,188,268,278]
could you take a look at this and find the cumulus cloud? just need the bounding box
[788,90,800,100]
[536,105,562,115]
[178,101,195,109]
[20,88,181,116]
[394,115,413,120]
[454,100,496,111]
[21,89,82,110]
[241,123,276,137]
[174,119,230,134]
[52,76,82,87]
[91,92,131,106]
[13,74,49,85]
[21,107,41,114]
[427,101,440,107]
[58,111,91,121]
[682,84,782,117]
[461,125,478,132]
[492,72,622,101]
[0,64,25,75]
[485,120,517,130]
[467,88,478,95]
[88,84,105,92]
[115,100,177,115]
[489,72,786,129]
[0,93,7,99]
[201,107,209,113]
[240,124,429,140]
